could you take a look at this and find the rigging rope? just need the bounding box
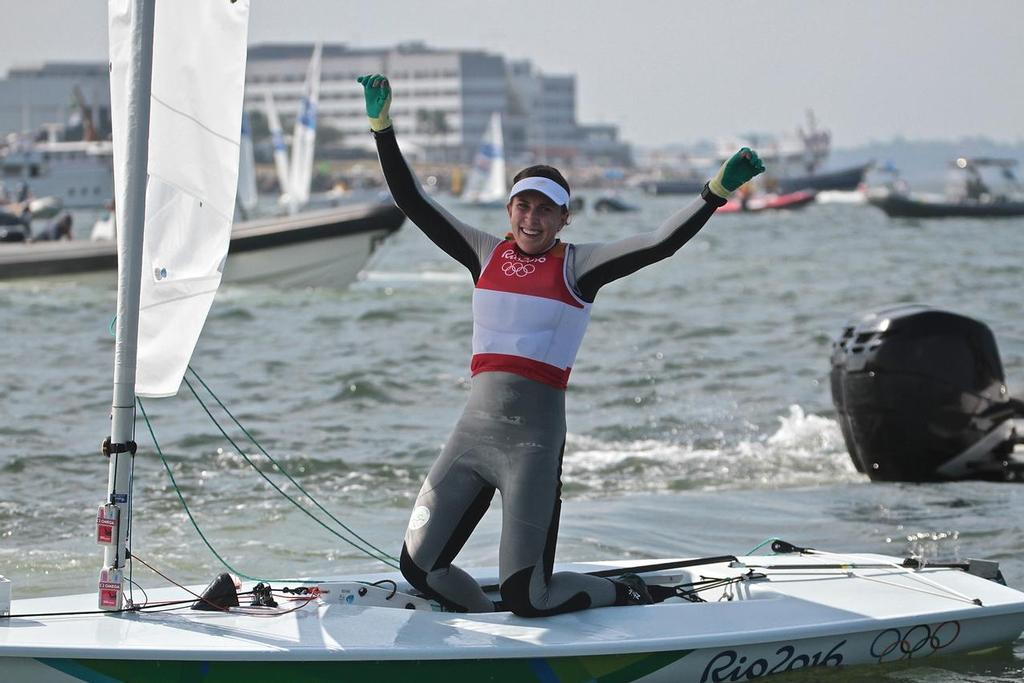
[138,398,281,581]
[185,366,399,565]
[138,394,397,584]
[747,537,782,555]
[743,539,983,606]
[801,547,981,606]
[112,318,400,581]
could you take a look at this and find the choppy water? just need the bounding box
[3,194,1024,681]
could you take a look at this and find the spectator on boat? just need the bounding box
[358,74,764,617]
[964,166,990,201]
[32,212,73,242]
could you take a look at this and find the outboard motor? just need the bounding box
[830,304,1024,481]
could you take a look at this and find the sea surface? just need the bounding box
[3,194,1024,681]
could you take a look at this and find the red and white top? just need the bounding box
[471,241,591,389]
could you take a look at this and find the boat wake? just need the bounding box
[563,405,859,496]
[360,269,469,284]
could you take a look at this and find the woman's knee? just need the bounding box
[400,544,430,593]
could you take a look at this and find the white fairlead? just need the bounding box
[508,177,570,208]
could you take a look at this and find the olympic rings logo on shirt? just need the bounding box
[502,261,536,277]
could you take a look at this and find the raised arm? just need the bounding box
[358,74,499,281]
[573,149,765,301]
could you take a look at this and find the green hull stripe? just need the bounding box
[39,650,692,683]
[38,658,124,683]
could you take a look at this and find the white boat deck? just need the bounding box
[3,555,1023,662]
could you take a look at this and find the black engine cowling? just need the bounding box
[830,304,1020,481]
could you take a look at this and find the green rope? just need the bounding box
[747,537,782,555]
[138,398,289,582]
[181,373,400,568]
[186,366,400,564]
[121,297,399,573]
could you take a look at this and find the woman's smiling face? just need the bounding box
[506,190,567,254]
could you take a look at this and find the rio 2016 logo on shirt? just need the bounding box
[501,249,546,264]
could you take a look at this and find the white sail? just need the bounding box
[264,90,291,201]
[462,112,506,205]
[236,109,258,213]
[110,0,251,398]
[287,42,322,212]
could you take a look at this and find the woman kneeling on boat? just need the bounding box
[358,74,764,616]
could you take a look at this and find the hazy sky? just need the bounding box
[1,0,1021,148]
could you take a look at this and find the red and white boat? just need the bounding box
[719,189,818,213]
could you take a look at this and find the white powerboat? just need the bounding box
[0,202,404,287]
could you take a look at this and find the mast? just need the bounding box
[100,0,156,611]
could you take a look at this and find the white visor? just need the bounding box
[508,177,570,208]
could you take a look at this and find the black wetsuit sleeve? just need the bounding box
[373,127,499,282]
[572,184,724,302]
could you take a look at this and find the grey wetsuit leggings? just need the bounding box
[400,371,617,616]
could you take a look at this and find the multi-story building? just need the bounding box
[0,43,631,168]
[246,42,509,164]
[246,42,631,166]
[0,63,111,141]
[506,60,578,165]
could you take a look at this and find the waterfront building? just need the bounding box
[246,42,631,166]
[246,42,508,164]
[0,63,111,142]
[0,44,631,170]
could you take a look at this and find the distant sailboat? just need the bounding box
[286,42,322,213]
[461,112,506,207]
[236,109,259,216]
[264,90,291,201]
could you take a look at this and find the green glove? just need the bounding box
[708,147,766,198]
[356,74,392,132]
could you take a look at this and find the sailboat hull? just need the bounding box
[10,612,1024,682]
[0,202,404,287]
[3,554,1024,682]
